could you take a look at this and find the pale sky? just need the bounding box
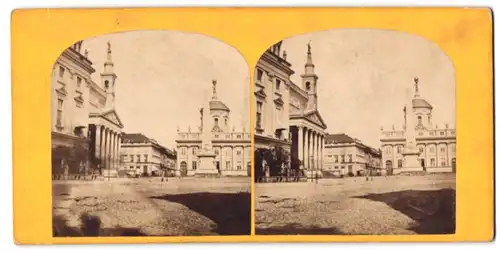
[281,29,456,148]
[82,30,250,149]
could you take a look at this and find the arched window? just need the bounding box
[225,118,228,126]
[214,118,219,126]
[417,116,422,125]
[306,81,311,91]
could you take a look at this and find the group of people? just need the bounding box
[52,159,100,180]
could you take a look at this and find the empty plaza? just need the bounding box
[52,177,250,236]
[255,173,455,235]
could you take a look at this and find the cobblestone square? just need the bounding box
[255,174,455,235]
[53,177,250,236]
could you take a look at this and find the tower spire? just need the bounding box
[212,79,218,100]
[305,41,315,74]
[301,41,319,111]
[104,41,114,73]
[102,40,117,109]
[413,77,420,98]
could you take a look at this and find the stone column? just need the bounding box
[109,130,113,170]
[298,126,304,166]
[101,128,106,169]
[304,128,309,169]
[117,134,121,171]
[103,128,108,169]
[113,132,117,169]
[319,135,323,170]
[311,131,315,170]
[108,130,113,170]
[95,125,101,163]
[315,132,319,170]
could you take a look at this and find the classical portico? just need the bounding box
[89,109,124,173]
[290,114,327,173]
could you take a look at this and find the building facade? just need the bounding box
[254,41,327,177]
[380,78,456,173]
[51,40,124,176]
[175,81,251,177]
[323,134,382,176]
[120,133,177,176]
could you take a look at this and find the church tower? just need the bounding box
[301,41,319,112]
[101,41,117,109]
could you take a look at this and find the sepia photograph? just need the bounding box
[253,29,456,235]
[50,30,251,236]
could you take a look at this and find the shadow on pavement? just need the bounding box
[151,192,251,235]
[53,213,146,237]
[355,188,456,234]
[256,223,344,235]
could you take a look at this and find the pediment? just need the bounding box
[305,110,327,129]
[274,97,284,106]
[101,109,124,128]
[254,88,267,98]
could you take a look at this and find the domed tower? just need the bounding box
[404,77,433,130]
[209,80,231,132]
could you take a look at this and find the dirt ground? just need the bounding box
[255,174,456,235]
[52,177,251,236]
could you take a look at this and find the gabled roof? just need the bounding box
[325,133,355,144]
[122,133,150,143]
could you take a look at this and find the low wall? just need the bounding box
[221,170,248,177]
[426,167,453,173]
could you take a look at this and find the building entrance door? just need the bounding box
[180,161,187,176]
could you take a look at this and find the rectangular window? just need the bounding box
[226,161,231,170]
[275,79,281,91]
[136,155,141,163]
[441,160,446,167]
[59,66,65,78]
[341,155,345,163]
[430,147,435,152]
[334,155,338,163]
[397,146,402,153]
[192,161,197,170]
[236,150,242,156]
[348,154,352,163]
[215,149,219,156]
[192,148,197,155]
[430,158,436,167]
[181,148,186,155]
[76,76,82,87]
[256,101,263,129]
[144,154,148,162]
[440,147,445,153]
[56,99,63,127]
[440,131,445,136]
[256,69,263,81]
[237,165,242,170]
[398,160,403,168]
[419,147,424,153]
[130,155,134,162]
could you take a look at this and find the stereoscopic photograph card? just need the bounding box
[11,7,494,244]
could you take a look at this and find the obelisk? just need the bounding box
[399,77,423,173]
[195,80,218,176]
